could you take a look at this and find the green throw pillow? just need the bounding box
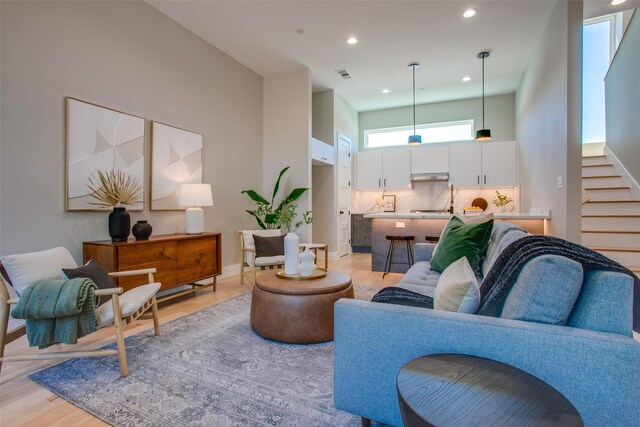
[430,216,494,272]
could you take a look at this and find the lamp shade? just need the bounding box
[408,134,422,144]
[178,183,213,207]
[475,129,492,141]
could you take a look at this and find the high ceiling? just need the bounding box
[149,0,638,112]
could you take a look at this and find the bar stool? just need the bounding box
[383,235,415,278]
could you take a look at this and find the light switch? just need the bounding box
[557,176,563,189]
[396,222,405,229]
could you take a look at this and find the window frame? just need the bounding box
[363,119,475,149]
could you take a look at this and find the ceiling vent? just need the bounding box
[336,69,352,79]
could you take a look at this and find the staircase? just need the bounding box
[582,153,640,274]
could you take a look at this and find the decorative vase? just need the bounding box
[298,245,317,277]
[132,220,152,240]
[108,207,131,242]
[284,232,300,275]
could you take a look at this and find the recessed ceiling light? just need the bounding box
[381,89,390,94]
[296,29,304,35]
[346,37,358,45]
[462,76,471,82]
[463,9,477,18]
[610,0,626,5]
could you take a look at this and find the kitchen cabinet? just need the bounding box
[311,137,334,166]
[411,145,449,174]
[356,149,411,190]
[351,214,372,253]
[449,141,517,187]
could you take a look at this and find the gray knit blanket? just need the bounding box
[478,235,640,333]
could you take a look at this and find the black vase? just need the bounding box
[108,207,131,242]
[132,220,152,240]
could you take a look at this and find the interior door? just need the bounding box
[337,134,352,257]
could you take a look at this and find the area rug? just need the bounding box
[30,285,383,427]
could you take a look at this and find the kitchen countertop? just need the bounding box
[363,212,550,220]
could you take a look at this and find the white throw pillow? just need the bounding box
[0,247,77,295]
[434,256,480,313]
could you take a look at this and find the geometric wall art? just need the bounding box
[65,97,145,211]
[150,121,203,210]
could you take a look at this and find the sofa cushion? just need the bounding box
[1,247,77,295]
[481,222,527,277]
[430,216,494,272]
[433,213,493,257]
[63,259,115,305]
[434,257,480,313]
[253,234,285,257]
[398,261,440,289]
[500,255,583,325]
[567,270,634,336]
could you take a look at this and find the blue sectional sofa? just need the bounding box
[334,222,640,426]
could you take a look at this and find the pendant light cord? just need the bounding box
[481,56,485,128]
[412,65,416,134]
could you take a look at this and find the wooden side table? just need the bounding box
[397,354,583,427]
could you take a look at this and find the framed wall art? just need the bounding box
[65,97,145,211]
[382,195,396,212]
[150,121,203,210]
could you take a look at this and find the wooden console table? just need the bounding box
[83,232,221,302]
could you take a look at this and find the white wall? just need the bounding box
[606,9,640,183]
[262,68,312,242]
[515,0,583,241]
[0,1,263,266]
[358,94,516,150]
[312,91,334,145]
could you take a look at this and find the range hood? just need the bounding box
[410,172,449,182]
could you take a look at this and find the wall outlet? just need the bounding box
[396,222,405,229]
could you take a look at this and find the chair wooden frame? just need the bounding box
[239,231,284,285]
[239,231,329,285]
[0,263,160,378]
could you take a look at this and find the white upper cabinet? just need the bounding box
[449,141,517,187]
[481,140,517,186]
[311,137,334,166]
[356,149,410,190]
[449,143,482,187]
[411,145,450,174]
[356,150,383,190]
[382,149,411,189]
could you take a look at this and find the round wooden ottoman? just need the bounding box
[250,270,354,344]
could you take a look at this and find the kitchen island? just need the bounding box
[363,212,550,273]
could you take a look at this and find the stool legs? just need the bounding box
[383,240,395,278]
[407,241,414,266]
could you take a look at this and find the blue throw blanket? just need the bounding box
[11,278,98,348]
[478,235,640,332]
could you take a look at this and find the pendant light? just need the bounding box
[408,62,422,144]
[476,51,492,141]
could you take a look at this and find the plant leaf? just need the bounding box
[271,166,290,205]
[241,190,269,205]
[277,188,308,210]
[264,213,278,225]
[245,210,266,229]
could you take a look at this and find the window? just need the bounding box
[582,13,621,144]
[364,120,474,149]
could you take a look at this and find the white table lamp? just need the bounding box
[178,183,213,234]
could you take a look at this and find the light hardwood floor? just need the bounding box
[0,253,400,426]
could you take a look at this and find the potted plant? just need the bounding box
[86,169,143,242]
[492,191,513,213]
[241,166,309,230]
[241,167,311,274]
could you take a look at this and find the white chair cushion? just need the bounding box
[254,255,285,267]
[0,247,77,295]
[95,282,160,328]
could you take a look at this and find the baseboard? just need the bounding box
[220,263,242,279]
[604,146,640,194]
[328,251,344,261]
